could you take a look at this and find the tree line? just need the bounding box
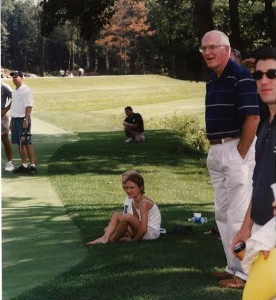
[1,0,274,80]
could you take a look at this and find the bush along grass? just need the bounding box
[148,114,209,153]
[12,130,242,300]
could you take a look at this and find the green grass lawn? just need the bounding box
[5,75,242,300]
[4,75,205,132]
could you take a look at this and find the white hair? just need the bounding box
[202,30,231,54]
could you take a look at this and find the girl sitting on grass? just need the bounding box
[85,172,161,245]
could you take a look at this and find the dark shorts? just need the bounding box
[11,118,32,145]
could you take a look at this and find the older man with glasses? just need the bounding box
[200,30,260,289]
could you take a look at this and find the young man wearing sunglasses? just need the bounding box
[232,47,275,275]
[200,30,260,289]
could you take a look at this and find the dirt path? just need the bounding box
[1,118,87,299]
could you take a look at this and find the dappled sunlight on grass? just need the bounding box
[2,76,243,300]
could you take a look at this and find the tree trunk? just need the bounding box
[229,0,242,50]
[193,0,214,40]
[264,0,274,47]
[38,36,45,77]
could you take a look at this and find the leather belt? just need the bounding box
[209,137,240,145]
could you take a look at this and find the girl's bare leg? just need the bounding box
[109,214,140,242]
[86,212,123,246]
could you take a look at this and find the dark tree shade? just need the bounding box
[193,0,214,39]
[264,0,275,47]
[229,0,242,49]
[40,0,114,39]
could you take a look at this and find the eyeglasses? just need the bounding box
[199,45,226,53]
[252,69,276,80]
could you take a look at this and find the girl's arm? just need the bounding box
[132,201,151,241]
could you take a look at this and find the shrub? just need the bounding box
[147,114,209,153]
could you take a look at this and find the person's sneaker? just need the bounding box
[28,166,37,175]
[125,137,133,143]
[211,271,234,280]
[13,165,29,174]
[5,161,15,172]
[219,276,246,289]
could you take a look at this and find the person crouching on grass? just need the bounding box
[123,106,145,143]
[85,172,161,245]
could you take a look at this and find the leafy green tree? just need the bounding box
[2,0,274,77]
[2,0,39,72]
[40,0,114,39]
[1,0,15,68]
[146,0,204,78]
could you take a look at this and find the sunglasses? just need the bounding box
[252,69,276,80]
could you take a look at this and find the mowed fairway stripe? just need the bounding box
[2,118,87,300]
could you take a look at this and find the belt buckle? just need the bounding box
[210,139,222,145]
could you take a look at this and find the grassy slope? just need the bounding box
[5,75,242,300]
[4,75,205,132]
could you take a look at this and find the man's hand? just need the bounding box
[261,250,270,260]
[231,227,251,257]
[272,201,276,217]
[1,108,8,117]
[23,119,28,129]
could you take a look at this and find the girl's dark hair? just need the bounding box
[255,47,275,63]
[125,173,145,194]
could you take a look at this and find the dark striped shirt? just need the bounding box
[251,116,275,225]
[205,59,259,140]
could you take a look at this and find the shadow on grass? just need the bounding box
[2,195,86,300]
[13,215,242,300]
[47,129,206,177]
[2,132,79,178]
[8,129,242,300]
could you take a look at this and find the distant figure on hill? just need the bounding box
[78,68,84,77]
[123,106,145,143]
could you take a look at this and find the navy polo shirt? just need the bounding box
[251,116,275,225]
[205,59,259,140]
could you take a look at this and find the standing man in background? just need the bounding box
[1,82,14,171]
[200,30,260,288]
[10,71,37,174]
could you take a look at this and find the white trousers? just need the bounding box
[207,138,256,280]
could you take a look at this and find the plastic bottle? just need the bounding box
[188,216,208,224]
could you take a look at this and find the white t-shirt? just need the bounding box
[123,196,133,215]
[11,83,33,117]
